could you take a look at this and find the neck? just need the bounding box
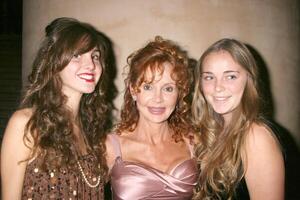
[222,113,232,128]
[65,93,82,117]
[134,120,172,145]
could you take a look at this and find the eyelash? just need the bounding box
[142,84,175,92]
[72,54,100,62]
[226,75,237,80]
[143,84,152,90]
[164,86,174,92]
[202,75,238,81]
[73,54,81,59]
[202,76,213,81]
[92,54,100,61]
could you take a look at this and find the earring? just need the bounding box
[132,96,137,101]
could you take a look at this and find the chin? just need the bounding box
[148,117,169,124]
[82,87,97,94]
[213,107,230,115]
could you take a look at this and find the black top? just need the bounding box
[234,178,250,200]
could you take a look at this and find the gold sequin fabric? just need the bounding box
[21,154,104,200]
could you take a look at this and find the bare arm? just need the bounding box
[244,123,285,200]
[1,109,32,200]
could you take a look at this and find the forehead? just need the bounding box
[143,62,175,83]
[202,51,244,73]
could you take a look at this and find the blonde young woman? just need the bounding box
[192,38,284,200]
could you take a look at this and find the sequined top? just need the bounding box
[109,134,198,200]
[21,154,104,200]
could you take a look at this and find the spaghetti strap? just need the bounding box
[108,133,122,158]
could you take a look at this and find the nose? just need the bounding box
[82,55,96,70]
[154,88,163,103]
[215,79,225,92]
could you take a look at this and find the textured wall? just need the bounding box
[23,0,300,145]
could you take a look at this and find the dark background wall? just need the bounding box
[0,0,22,139]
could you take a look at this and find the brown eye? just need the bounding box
[72,54,81,61]
[92,54,100,61]
[202,75,213,81]
[143,84,152,90]
[164,86,174,92]
[226,75,237,80]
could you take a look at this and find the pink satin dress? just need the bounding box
[109,134,198,200]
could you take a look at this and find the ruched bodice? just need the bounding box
[109,134,198,200]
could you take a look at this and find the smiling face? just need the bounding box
[59,47,102,97]
[132,62,178,124]
[201,50,248,122]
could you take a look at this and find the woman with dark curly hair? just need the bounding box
[105,36,198,199]
[192,38,284,200]
[1,17,111,199]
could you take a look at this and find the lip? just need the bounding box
[148,107,166,115]
[213,96,231,101]
[77,73,95,83]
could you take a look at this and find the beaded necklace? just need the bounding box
[77,160,101,188]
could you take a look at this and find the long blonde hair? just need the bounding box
[192,38,261,199]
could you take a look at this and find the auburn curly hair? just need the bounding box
[20,17,111,178]
[116,36,193,141]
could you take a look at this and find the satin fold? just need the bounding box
[111,157,197,200]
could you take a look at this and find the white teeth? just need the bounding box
[78,74,93,80]
[215,97,228,101]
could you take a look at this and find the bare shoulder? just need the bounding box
[246,122,281,151]
[9,108,32,122]
[244,123,285,199]
[1,108,33,199]
[1,108,34,150]
[3,108,32,139]
[105,132,119,170]
[105,132,117,153]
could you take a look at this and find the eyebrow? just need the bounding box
[92,49,100,53]
[201,70,240,74]
[224,70,240,74]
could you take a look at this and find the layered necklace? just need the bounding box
[77,160,101,188]
[74,124,101,188]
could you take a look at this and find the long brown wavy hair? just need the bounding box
[192,38,262,199]
[20,17,111,177]
[116,36,193,141]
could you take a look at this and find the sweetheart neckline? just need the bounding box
[114,157,195,176]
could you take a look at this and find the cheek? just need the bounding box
[59,69,70,83]
[167,94,178,106]
[230,80,247,95]
[136,93,150,105]
[97,64,103,75]
[201,83,213,96]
